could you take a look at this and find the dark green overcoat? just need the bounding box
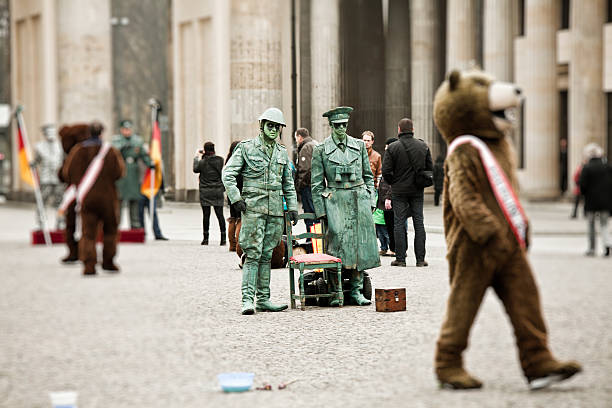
[112,134,152,200]
[311,134,380,270]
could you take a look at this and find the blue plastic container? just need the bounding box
[217,372,254,393]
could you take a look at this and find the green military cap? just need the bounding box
[323,106,353,123]
[119,119,133,129]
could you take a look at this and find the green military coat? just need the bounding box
[311,134,380,270]
[222,136,297,216]
[112,134,152,201]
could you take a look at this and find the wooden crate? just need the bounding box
[375,288,406,312]
[31,228,145,244]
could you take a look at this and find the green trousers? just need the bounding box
[239,210,284,306]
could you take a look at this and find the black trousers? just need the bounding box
[201,205,226,236]
[393,195,426,262]
[383,209,395,252]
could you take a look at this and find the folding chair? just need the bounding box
[285,212,343,310]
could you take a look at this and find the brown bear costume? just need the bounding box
[58,124,91,263]
[63,122,125,275]
[432,70,581,390]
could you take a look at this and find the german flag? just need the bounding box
[15,109,35,187]
[140,116,162,199]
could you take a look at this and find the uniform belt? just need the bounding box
[326,180,364,189]
[242,180,282,190]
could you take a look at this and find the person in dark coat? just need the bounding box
[433,155,445,206]
[578,143,612,257]
[382,118,433,267]
[193,141,226,246]
[225,141,242,251]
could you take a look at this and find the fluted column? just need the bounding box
[446,0,477,71]
[483,0,513,81]
[385,0,410,142]
[411,0,442,156]
[57,0,112,129]
[569,0,605,180]
[522,0,559,198]
[310,0,340,141]
[230,0,283,140]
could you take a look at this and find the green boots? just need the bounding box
[349,270,371,306]
[241,260,287,314]
[241,261,258,315]
[328,269,370,306]
[256,263,288,312]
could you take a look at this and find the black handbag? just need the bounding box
[399,137,433,188]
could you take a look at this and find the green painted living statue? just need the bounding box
[222,107,299,315]
[311,106,380,306]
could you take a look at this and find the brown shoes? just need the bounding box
[437,367,483,390]
[416,260,429,267]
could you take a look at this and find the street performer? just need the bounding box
[222,107,298,315]
[63,121,125,276]
[311,106,380,306]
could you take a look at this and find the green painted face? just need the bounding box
[331,121,348,140]
[262,121,281,143]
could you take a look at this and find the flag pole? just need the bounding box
[15,106,52,245]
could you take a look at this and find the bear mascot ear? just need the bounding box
[448,70,461,91]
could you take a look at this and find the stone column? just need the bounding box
[310,0,340,141]
[483,0,513,81]
[446,0,477,71]
[569,0,605,179]
[385,0,410,142]
[230,0,283,141]
[57,0,113,129]
[521,0,559,198]
[411,0,442,157]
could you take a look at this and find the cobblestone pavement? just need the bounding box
[0,200,610,407]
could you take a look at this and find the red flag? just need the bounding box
[140,119,162,198]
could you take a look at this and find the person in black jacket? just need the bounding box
[194,142,226,246]
[579,143,612,257]
[433,155,445,206]
[382,118,433,267]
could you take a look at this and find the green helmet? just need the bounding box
[258,107,286,126]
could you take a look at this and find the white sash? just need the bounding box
[447,135,528,249]
[58,142,111,214]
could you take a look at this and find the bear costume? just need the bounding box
[432,70,581,390]
[63,122,125,275]
[58,124,91,263]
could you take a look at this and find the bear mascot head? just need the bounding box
[433,69,521,143]
[59,124,90,155]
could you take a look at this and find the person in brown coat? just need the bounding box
[432,70,581,390]
[361,130,382,188]
[58,124,90,263]
[63,122,125,275]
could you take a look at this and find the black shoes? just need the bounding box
[416,261,429,267]
[390,260,406,267]
[155,236,169,241]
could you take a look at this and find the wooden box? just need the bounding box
[375,288,406,312]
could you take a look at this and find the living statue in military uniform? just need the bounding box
[31,124,64,229]
[222,107,298,315]
[311,106,380,306]
[112,120,154,229]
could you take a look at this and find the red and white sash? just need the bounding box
[447,135,528,249]
[59,142,111,213]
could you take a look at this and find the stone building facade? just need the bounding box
[4,0,612,200]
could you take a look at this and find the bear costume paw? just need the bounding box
[437,367,483,390]
[527,360,582,391]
